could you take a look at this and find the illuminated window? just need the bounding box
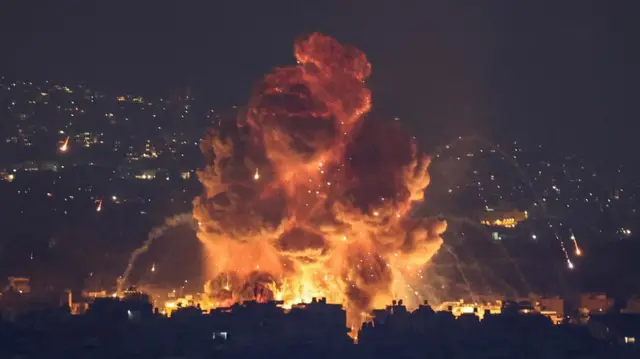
[213,332,228,340]
[624,337,635,344]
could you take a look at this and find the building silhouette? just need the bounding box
[0,289,638,358]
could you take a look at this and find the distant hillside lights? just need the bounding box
[117,95,145,104]
[142,143,159,158]
[438,299,502,320]
[6,162,59,173]
[620,228,632,237]
[482,217,518,228]
[74,133,100,148]
[116,167,193,181]
[480,209,528,228]
[135,170,157,180]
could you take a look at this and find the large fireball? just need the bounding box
[193,33,446,331]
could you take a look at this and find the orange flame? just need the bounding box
[193,33,446,334]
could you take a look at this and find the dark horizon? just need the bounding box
[2,1,639,161]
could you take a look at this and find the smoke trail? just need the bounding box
[117,213,196,293]
[443,216,531,294]
[431,135,578,268]
[441,244,477,302]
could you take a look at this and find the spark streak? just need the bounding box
[59,136,70,152]
[570,232,582,256]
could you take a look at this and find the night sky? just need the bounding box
[1,1,638,160]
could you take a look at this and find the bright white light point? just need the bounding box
[373,211,379,217]
[567,260,574,269]
[253,168,260,180]
[531,234,537,240]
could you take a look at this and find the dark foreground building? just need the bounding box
[0,293,639,358]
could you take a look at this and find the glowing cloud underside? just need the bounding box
[193,33,446,331]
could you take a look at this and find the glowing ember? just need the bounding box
[193,33,446,333]
[59,136,70,152]
[570,233,582,256]
[567,259,575,270]
[96,199,103,212]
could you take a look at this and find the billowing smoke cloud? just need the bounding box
[193,33,446,330]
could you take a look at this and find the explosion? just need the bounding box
[193,33,446,331]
